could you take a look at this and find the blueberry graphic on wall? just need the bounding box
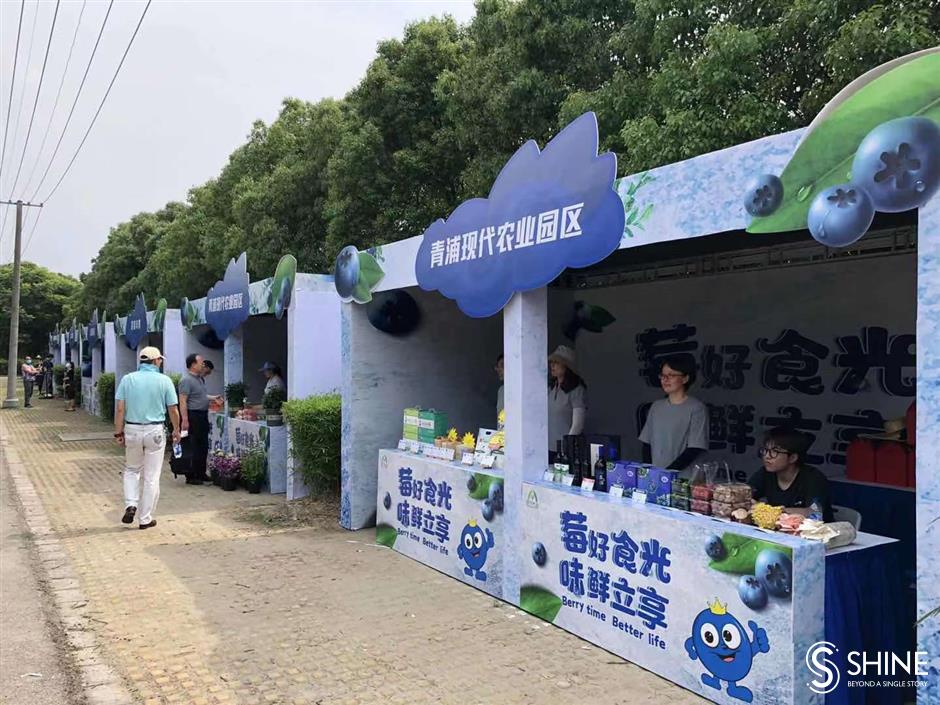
[755,549,792,599]
[742,174,784,217]
[334,246,384,304]
[685,600,770,703]
[705,535,726,561]
[851,116,940,213]
[737,576,768,611]
[457,520,494,582]
[807,184,875,247]
[366,290,421,336]
[532,542,547,566]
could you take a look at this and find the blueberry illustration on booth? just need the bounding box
[481,499,495,522]
[743,174,784,217]
[273,276,292,319]
[851,116,940,213]
[466,475,477,492]
[383,492,391,510]
[487,481,504,513]
[705,535,726,561]
[755,549,792,598]
[532,542,547,566]
[685,600,770,703]
[457,520,494,581]
[334,246,360,299]
[737,575,768,610]
[807,183,875,247]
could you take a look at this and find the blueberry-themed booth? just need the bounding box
[111,295,178,390]
[186,253,341,498]
[80,309,106,416]
[340,50,939,705]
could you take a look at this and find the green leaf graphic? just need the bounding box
[375,524,398,548]
[709,533,792,575]
[586,305,615,331]
[469,473,499,500]
[748,53,940,234]
[351,279,373,304]
[358,251,385,290]
[520,585,563,623]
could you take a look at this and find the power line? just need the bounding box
[0,0,27,183]
[41,0,151,204]
[21,202,43,257]
[27,0,114,203]
[6,0,62,200]
[21,0,87,198]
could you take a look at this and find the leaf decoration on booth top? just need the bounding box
[563,301,616,341]
[708,534,793,575]
[520,585,563,624]
[153,298,168,332]
[352,251,385,304]
[747,51,940,234]
[270,254,297,319]
[375,524,398,548]
[621,171,655,240]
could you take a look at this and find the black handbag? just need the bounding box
[169,435,194,478]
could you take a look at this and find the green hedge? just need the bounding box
[97,372,116,420]
[283,393,341,495]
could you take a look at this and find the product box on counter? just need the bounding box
[637,466,677,502]
[418,409,449,437]
[608,461,638,490]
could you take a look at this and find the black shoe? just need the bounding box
[186,476,204,485]
[122,506,137,524]
[24,404,32,408]
[139,520,157,530]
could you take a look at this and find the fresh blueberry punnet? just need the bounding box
[705,535,726,561]
[334,246,360,299]
[382,492,391,510]
[807,183,875,247]
[481,499,495,522]
[743,174,784,217]
[532,542,547,566]
[487,481,504,512]
[467,475,477,492]
[851,116,940,213]
[738,575,768,610]
[755,549,792,599]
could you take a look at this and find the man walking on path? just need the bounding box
[20,357,38,407]
[114,347,180,529]
[179,353,211,485]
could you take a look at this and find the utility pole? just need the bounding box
[3,199,43,409]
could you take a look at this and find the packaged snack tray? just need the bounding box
[713,483,753,504]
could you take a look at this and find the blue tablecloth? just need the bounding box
[825,540,906,705]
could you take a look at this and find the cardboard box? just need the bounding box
[638,466,677,501]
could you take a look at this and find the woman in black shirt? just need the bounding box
[748,427,834,522]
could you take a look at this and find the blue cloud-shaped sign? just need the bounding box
[125,294,148,350]
[415,112,624,318]
[86,309,100,347]
[205,252,250,341]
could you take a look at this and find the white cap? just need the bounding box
[139,346,163,362]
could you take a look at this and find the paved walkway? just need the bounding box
[0,394,706,705]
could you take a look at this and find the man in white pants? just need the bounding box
[113,347,181,530]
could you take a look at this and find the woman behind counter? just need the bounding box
[548,345,586,456]
[639,357,707,471]
[749,427,834,521]
[259,361,286,395]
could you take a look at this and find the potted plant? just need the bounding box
[241,446,266,493]
[262,387,286,426]
[225,382,247,417]
[215,453,241,491]
[208,449,232,486]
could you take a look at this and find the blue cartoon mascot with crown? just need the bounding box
[685,599,770,703]
[457,520,494,581]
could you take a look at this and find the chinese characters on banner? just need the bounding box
[396,466,454,548]
[428,203,584,268]
[634,323,913,474]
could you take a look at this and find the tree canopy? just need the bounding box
[1,262,80,367]
[65,0,940,319]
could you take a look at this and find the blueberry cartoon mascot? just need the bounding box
[685,599,770,703]
[458,520,495,581]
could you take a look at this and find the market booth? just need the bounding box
[184,253,341,497]
[111,295,179,392]
[80,310,105,416]
[340,50,938,705]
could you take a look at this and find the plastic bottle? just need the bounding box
[808,500,823,522]
[173,442,183,459]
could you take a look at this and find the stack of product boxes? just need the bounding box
[402,407,449,446]
[670,477,691,510]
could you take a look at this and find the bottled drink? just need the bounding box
[594,447,608,492]
[571,437,583,487]
[808,500,823,522]
[173,442,183,459]
[554,440,569,479]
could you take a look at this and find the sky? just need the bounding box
[0,0,476,277]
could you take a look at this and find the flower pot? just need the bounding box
[220,475,238,491]
[210,468,221,486]
[265,411,283,426]
[246,477,263,494]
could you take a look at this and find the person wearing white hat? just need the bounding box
[548,345,587,451]
[113,346,181,530]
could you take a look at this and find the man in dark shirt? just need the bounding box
[179,354,211,484]
[748,426,834,522]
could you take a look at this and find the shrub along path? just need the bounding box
[0,394,705,705]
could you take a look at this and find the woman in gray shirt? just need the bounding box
[639,356,708,471]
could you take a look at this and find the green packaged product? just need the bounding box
[671,478,691,497]
[671,496,691,511]
[655,493,672,507]
[419,409,449,437]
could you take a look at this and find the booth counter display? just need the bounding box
[376,449,506,599]
[209,411,288,494]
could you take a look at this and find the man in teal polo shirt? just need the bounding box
[114,347,181,529]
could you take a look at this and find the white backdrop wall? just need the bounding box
[571,253,916,478]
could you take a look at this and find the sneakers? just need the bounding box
[139,520,157,530]
[121,506,137,524]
